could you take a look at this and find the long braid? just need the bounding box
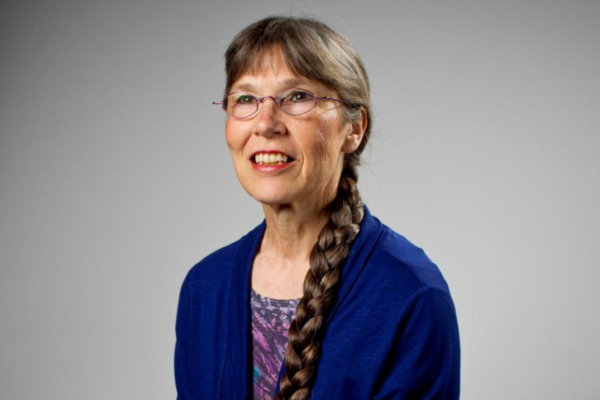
[275,161,364,400]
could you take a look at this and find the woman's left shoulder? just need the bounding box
[321,215,460,399]
[377,223,450,291]
[353,212,454,309]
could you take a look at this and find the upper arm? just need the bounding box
[372,286,461,400]
[174,274,192,400]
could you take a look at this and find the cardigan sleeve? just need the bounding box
[174,274,192,400]
[373,286,461,400]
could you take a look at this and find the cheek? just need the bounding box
[318,115,347,156]
[225,120,242,152]
[302,121,344,173]
[225,133,235,153]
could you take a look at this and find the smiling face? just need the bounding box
[225,48,361,211]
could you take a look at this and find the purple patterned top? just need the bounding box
[251,288,301,400]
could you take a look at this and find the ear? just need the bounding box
[342,107,368,154]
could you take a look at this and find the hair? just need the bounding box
[224,16,372,400]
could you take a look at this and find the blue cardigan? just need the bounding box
[175,206,460,399]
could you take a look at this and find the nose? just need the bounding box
[253,96,286,137]
[257,95,278,106]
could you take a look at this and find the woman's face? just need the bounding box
[225,48,361,211]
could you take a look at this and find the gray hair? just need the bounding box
[224,16,372,159]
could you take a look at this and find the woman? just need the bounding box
[175,16,460,400]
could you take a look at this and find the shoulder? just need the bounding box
[355,213,453,308]
[320,212,460,397]
[359,216,460,342]
[181,222,265,294]
[377,223,450,292]
[366,227,461,400]
[185,240,240,281]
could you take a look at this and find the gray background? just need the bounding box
[1,0,599,399]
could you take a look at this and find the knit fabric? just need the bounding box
[174,206,460,399]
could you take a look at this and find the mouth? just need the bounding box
[251,151,295,166]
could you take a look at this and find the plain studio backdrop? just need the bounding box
[1,0,599,399]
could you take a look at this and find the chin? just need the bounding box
[250,193,296,207]
[236,168,291,196]
[240,183,295,206]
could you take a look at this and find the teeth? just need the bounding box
[254,152,291,165]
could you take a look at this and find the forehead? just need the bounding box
[230,47,325,93]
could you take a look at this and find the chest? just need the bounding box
[250,256,309,299]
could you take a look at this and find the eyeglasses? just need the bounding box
[213,88,360,119]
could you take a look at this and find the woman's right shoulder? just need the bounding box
[177,239,244,306]
[181,222,265,288]
[184,239,242,284]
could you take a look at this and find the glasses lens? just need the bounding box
[279,90,316,115]
[227,94,258,118]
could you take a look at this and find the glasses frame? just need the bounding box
[212,88,360,119]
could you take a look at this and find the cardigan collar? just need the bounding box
[220,205,384,399]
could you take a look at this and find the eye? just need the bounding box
[283,90,313,103]
[234,94,257,105]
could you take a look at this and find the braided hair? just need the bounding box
[224,16,372,399]
[276,161,364,400]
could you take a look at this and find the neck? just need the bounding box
[259,160,343,262]
[260,201,330,262]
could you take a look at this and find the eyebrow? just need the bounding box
[231,78,315,94]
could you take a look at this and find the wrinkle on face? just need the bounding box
[225,47,352,212]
